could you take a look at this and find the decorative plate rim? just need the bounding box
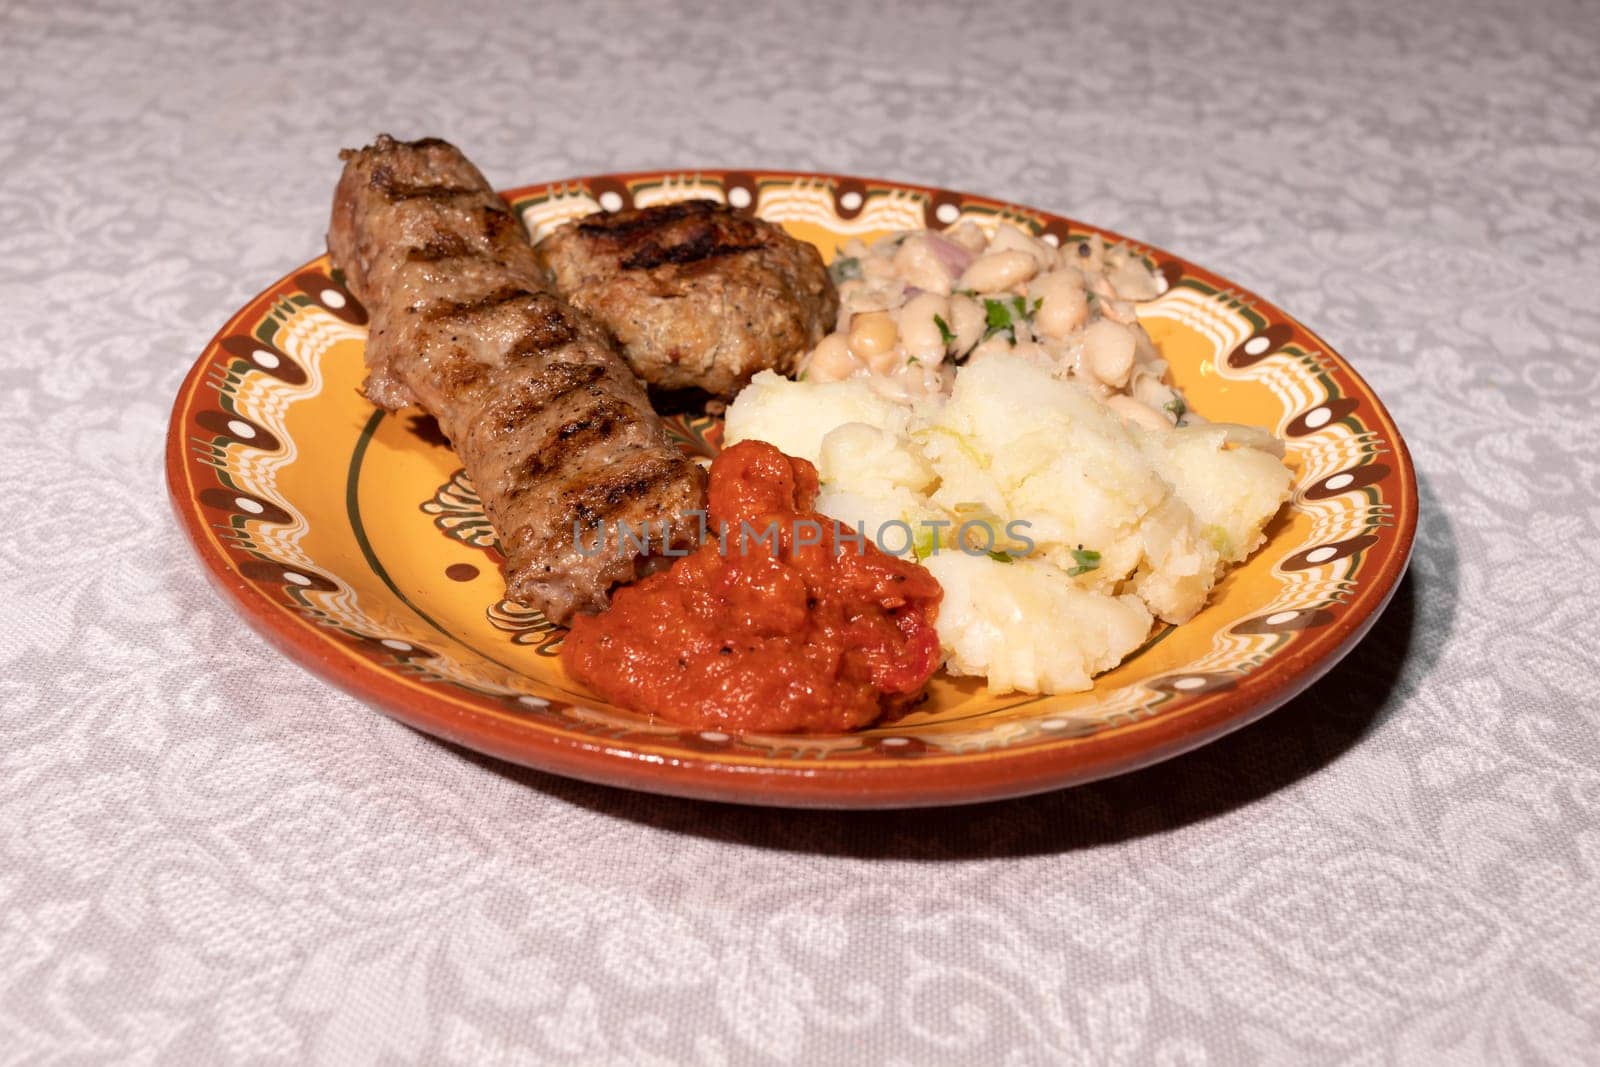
[165,168,1419,809]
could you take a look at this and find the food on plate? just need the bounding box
[538,200,837,399]
[725,234,1294,696]
[327,135,705,624]
[328,136,1292,720]
[807,221,1179,425]
[921,553,1153,695]
[561,440,943,733]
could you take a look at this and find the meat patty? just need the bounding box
[536,199,837,399]
[327,135,705,624]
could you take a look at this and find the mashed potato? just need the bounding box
[923,553,1153,694]
[721,372,907,463]
[724,351,1292,696]
[1139,426,1293,563]
[921,355,1222,621]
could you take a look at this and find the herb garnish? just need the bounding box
[1164,396,1186,422]
[934,314,955,347]
[980,296,1042,344]
[1067,546,1101,577]
[828,256,862,284]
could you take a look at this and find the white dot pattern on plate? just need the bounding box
[1324,472,1354,490]
[879,737,910,747]
[226,419,256,439]
[726,187,751,209]
[1265,610,1300,625]
[1303,406,1333,429]
[235,497,264,514]
[1172,676,1208,690]
[699,730,730,743]
[319,288,346,309]
[517,695,549,708]
[1244,335,1271,355]
[598,190,623,212]
[282,571,311,587]
[935,202,959,223]
[1305,545,1338,564]
[251,349,280,368]
[380,639,413,651]
[838,190,862,211]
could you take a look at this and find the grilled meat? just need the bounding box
[537,199,837,399]
[327,135,705,624]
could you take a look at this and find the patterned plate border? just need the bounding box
[166,170,1418,808]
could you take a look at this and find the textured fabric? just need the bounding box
[3,0,1599,1062]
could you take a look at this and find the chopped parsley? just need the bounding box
[980,296,1042,344]
[983,298,1013,338]
[987,551,1015,564]
[828,256,862,284]
[933,313,955,347]
[1164,396,1187,422]
[1067,546,1101,577]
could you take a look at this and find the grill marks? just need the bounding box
[485,362,607,435]
[556,397,627,441]
[369,166,481,203]
[507,296,578,356]
[479,207,521,243]
[575,198,774,271]
[514,397,631,491]
[430,351,492,394]
[621,227,769,271]
[563,455,686,528]
[425,283,529,321]
[386,185,481,203]
[577,199,711,238]
[407,232,472,262]
[325,134,706,624]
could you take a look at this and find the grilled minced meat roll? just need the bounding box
[328,135,704,624]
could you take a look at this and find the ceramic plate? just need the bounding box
[166,170,1417,808]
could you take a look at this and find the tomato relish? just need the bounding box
[562,440,943,733]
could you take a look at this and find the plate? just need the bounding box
[166,170,1417,808]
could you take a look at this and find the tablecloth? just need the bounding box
[4,0,1598,1062]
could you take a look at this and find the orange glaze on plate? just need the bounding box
[562,440,943,732]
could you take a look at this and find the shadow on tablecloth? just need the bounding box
[450,469,1456,860]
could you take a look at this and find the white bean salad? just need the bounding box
[805,222,1194,430]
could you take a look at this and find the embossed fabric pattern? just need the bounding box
[3,0,1598,1063]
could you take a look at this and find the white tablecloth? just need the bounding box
[5,0,1598,1062]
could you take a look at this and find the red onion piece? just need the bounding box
[924,231,975,278]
